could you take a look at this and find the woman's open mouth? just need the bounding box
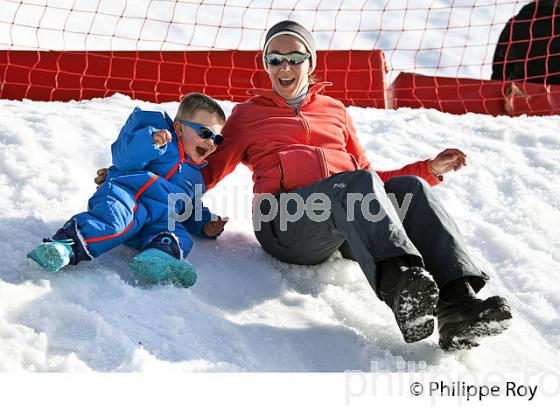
[278,77,295,87]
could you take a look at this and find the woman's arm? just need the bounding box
[375,148,468,185]
[376,160,443,186]
[343,108,453,186]
[201,104,251,190]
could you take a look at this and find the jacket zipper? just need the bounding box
[281,89,312,146]
[296,108,311,145]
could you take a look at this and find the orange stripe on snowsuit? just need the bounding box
[164,163,180,180]
[84,174,160,243]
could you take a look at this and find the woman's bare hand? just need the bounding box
[430,148,467,175]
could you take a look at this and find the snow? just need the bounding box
[0,93,558,372]
[0,0,558,378]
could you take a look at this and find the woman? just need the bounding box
[96,21,512,350]
[202,20,511,351]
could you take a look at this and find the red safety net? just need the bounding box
[0,50,388,108]
[0,0,559,116]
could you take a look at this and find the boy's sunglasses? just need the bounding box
[264,52,310,66]
[178,120,224,145]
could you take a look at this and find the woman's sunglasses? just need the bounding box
[264,52,310,66]
[178,119,224,145]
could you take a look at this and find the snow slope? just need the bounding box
[0,94,558,372]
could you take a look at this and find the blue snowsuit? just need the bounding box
[68,107,214,263]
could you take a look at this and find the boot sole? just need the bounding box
[395,268,439,343]
[439,296,512,351]
[130,249,197,288]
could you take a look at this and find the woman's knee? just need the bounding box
[336,169,379,195]
[385,175,430,195]
[348,169,375,183]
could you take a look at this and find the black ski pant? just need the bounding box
[254,170,488,296]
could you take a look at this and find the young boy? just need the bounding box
[28,93,228,287]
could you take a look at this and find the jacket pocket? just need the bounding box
[322,147,360,175]
[277,144,359,192]
[278,145,326,191]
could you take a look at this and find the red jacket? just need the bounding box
[202,82,442,193]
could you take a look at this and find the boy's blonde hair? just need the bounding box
[175,93,226,124]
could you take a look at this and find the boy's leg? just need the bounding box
[29,182,148,272]
[71,183,148,259]
[127,219,193,257]
[127,221,197,287]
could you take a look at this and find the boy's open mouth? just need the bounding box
[196,146,209,157]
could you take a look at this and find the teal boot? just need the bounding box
[130,249,197,288]
[27,239,74,272]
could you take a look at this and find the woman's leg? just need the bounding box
[383,175,511,350]
[254,170,439,343]
[255,170,423,290]
[254,170,509,348]
[254,192,345,266]
[383,175,489,292]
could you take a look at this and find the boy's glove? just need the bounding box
[202,216,229,238]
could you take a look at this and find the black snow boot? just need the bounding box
[377,257,440,343]
[437,279,512,350]
[49,218,93,265]
[143,232,183,259]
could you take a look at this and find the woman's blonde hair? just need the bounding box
[308,73,319,84]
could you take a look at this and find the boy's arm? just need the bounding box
[111,109,169,171]
[183,204,226,239]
